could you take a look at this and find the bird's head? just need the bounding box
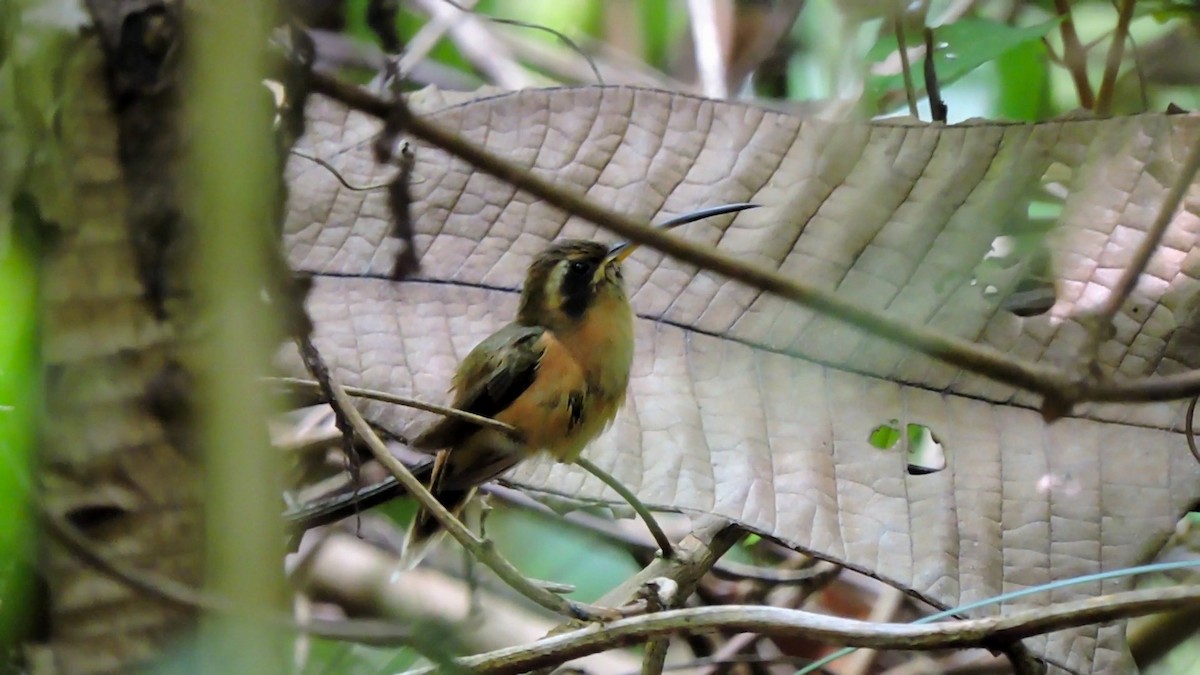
[517,240,628,328]
[515,203,760,329]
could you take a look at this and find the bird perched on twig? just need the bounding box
[401,203,759,567]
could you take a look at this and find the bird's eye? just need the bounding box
[569,260,589,275]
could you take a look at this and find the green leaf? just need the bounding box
[995,35,1051,121]
[868,422,901,450]
[868,17,1063,105]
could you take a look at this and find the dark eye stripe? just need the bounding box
[559,257,598,318]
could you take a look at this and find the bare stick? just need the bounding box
[1095,0,1136,115]
[1186,395,1200,464]
[1052,0,1096,109]
[894,3,919,118]
[922,27,947,122]
[1086,133,1200,362]
[576,457,674,559]
[273,376,513,433]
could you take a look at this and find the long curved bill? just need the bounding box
[606,202,760,264]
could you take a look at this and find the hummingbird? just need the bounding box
[400,202,759,567]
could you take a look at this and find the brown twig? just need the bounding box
[402,585,1200,674]
[1186,395,1200,464]
[388,141,420,278]
[922,27,947,122]
[1085,132,1200,365]
[273,376,514,432]
[294,336,364,532]
[289,150,393,191]
[1052,0,1096,109]
[895,4,919,118]
[1095,0,1136,115]
[576,457,675,559]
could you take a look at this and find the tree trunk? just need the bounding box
[23,2,203,672]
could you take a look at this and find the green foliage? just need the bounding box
[303,638,420,675]
[866,17,1063,112]
[0,199,36,656]
[995,38,1052,121]
[0,0,85,654]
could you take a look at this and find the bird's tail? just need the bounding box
[399,451,474,570]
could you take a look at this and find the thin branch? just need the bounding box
[894,4,919,118]
[289,150,393,192]
[1052,0,1096,109]
[306,71,1065,402]
[408,586,1200,674]
[576,457,674,559]
[1095,0,1136,115]
[922,27,947,122]
[321,373,625,621]
[1186,395,1200,464]
[274,376,514,433]
[1086,132,1200,363]
[1078,368,1200,403]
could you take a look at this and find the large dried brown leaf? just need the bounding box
[283,87,1200,674]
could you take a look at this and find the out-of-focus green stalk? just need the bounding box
[186,2,286,672]
[0,209,36,653]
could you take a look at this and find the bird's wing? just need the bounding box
[410,323,546,450]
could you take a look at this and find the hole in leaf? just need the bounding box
[1002,275,1056,317]
[869,421,947,474]
[868,421,902,449]
[905,424,946,475]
